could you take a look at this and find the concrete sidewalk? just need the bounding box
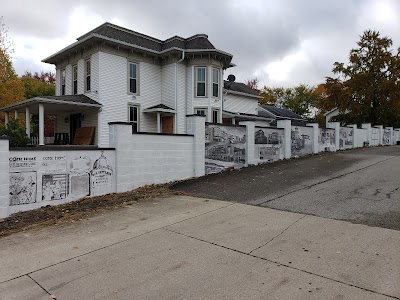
[0,195,399,299]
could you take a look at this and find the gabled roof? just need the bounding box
[43,23,233,66]
[223,81,262,99]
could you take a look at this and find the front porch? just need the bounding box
[0,95,102,146]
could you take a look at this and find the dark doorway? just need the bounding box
[162,116,174,134]
[70,113,82,144]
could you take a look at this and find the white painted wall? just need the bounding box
[223,93,259,115]
[354,128,368,148]
[0,138,9,218]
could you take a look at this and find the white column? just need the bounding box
[0,138,10,218]
[186,115,206,177]
[361,123,371,146]
[239,121,255,166]
[277,120,292,159]
[39,103,45,146]
[14,109,18,120]
[157,112,161,133]
[25,107,30,138]
[306,123,319,154]
[347,124,357,148]
[97,108,102,147]
[327,122,340,150]
[5,112,9,125]
[375,125,384,146]
[386,127,394,145]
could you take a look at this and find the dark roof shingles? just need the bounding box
[259,105,305,120]
[41,95,101,106]
[224,81,261,97]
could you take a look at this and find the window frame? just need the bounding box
[195,66,207,97]
[85,60,91,92]
[128,62,139,95]
[212,68,220,98]
[212,109,220,124]
[60,69,66,95]
[72,65,78,95]
[128,104,140,133]
[195,108,207,117]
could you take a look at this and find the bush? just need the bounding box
[0,118,30,147]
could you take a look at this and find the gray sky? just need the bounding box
[4,0,400,87]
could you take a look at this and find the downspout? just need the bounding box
[175,50,185,133]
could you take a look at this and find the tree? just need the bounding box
[0,16,15,82]
[260,84,322,119]
[324,30,400,126]
[246,78,260,92]
[0,118,30,147]
[21,71,55,99]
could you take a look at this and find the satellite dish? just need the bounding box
[227,74,236,82]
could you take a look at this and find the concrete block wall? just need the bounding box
[0,138,9,218]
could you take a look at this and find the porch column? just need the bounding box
[157,112,161,133]
[5,112,9,126]
[25,107,30,138]
[14,109,19,120]
[38,103,44,146]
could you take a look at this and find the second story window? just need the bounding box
[73,65,78,94]
[128,62,138,94]
[195,67,206,97]
[61,69,66,95]
[212,68,220,98]
[85,60,91,92]
[128,104,139,133]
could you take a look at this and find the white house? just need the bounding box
[1,22,272,147]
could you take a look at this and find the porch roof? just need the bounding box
[0,95,102,114]
[143,104,175,113]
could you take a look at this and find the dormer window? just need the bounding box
[212,68,220,98]
[85,60,91,92]
[195,67,206,97]
[72,65,78,94]
[61,69,66,95]
[128,62,138,94]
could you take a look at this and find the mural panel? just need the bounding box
[205,124,246,174]
[254,127,284,162]
[383,129,391,145]
[8,150,115,207]
[339,127,353,149]
[318,128,336,151]
[291,126,313,156]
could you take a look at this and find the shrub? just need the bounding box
[0,118,30,147]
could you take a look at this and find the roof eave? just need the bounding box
[225,89,262,99]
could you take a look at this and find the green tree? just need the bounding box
[0,118,30,147]
[0,16,15,82]
[324,30,400,126]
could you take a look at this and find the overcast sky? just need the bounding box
[3,0,400,88]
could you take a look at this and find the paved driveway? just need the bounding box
[172,146,400,230]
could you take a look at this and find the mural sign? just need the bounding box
[339,127,353,149]
[205,124,246,174]
[8,150,115,206]
[383,129,391,145]
[318,128,336,151]
[291,126,313,156]
[254,127,284,162]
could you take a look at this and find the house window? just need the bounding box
[61,69,66,95]
[72,65,78,94]
[128,62,138,94]
[128,104,139,133]
[85,60,91,92]
[212,68,220,98]
[212,109,219,123]
[195,67,206,97]
[195,108,207,117]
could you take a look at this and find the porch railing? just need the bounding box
[30,136,55,145]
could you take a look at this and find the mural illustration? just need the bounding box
[383,129,391,145]
[42,174,67,201]
[254,127,284,162]
[9,172,37,206]
[339,127,353,149]
[205,124,246,174]
[371,128,379,146]
[91,151,113,196]
[291,126,313,156]
[318,128,336,151]
[69,156,91,198]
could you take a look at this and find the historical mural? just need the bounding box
[254,127,284,162]
[339,127,353,149]
[9,150,115,206]
[371,127,379,146]
[318,128,336,151]
[205,124,246,174]
[291,126,313,156]
[383,129,391,145]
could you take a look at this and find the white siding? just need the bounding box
[161,64,175,109]
[98,51,161,146]
[223,93,259,115]
[176,64,186,134]
[65,64,72,95]
[77,59,85,94]
[186,66,193,115]
[55,69,60,96]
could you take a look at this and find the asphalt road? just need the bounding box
[172,146,400,230]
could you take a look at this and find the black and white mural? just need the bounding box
[254,127,284,162]
[383,128,391,145]
[291,126,313,156]
[318,128,336,151]
[9,150,115,206]
[371,127,379,146]
[339,127,354,149]
[205,124,246,174]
